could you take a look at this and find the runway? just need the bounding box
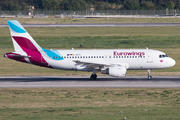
[1,23,180,27]
[0,76,179,88]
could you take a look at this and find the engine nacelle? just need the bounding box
[109,66,127,77]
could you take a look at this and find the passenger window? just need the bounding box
[99,56,101,58]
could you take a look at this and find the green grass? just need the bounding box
[2,35,180,49]
[0,88,180,120]
[0,27,180,76]
[1,107,180,120]
[1,17,180,24]
[1,27,180,49]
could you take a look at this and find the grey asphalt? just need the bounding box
[0,76,179,88]
[1,23,180,27]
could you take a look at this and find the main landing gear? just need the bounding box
[147,69,152,80]
[90,74,97,80]
[90,69,98,80]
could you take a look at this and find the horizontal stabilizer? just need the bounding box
[4,53,29,58]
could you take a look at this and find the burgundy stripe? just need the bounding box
[13,36,39,52]
[12,36,52,68]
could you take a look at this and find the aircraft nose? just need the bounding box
[169,58,176,67]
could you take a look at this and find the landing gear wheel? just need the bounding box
[147,69,152,80]
[90,74,97,80]
[148,76,152,80]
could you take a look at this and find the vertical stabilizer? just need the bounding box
[6,20,51,68]
[8,20,42,53]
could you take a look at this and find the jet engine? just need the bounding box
[101,66,127,77]
[109,66,127,77]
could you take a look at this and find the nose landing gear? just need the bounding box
[147,69,152,80]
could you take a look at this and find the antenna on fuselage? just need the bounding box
[146,47,148,50]
[72,48,74,50]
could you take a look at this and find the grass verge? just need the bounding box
[0,88,180,120]
[1,17,180,24]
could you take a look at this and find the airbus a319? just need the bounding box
[4,20,176,80]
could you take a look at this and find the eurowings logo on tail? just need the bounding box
[5,20,64,68]
[8,20,26,33]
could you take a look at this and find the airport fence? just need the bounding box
[0,9,179,18]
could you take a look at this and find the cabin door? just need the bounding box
[147,52,153,63]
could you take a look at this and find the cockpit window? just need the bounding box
[159,54,168,58]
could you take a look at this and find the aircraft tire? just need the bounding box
[90,74,97,80]
[148,76,152,80]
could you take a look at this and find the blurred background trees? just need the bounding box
[0,0,178,10]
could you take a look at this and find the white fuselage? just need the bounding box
[42,49,176,71]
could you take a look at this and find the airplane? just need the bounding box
[4,20,176,80]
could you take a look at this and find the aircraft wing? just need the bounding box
[73,60,110,69]
[73,60,129,69]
